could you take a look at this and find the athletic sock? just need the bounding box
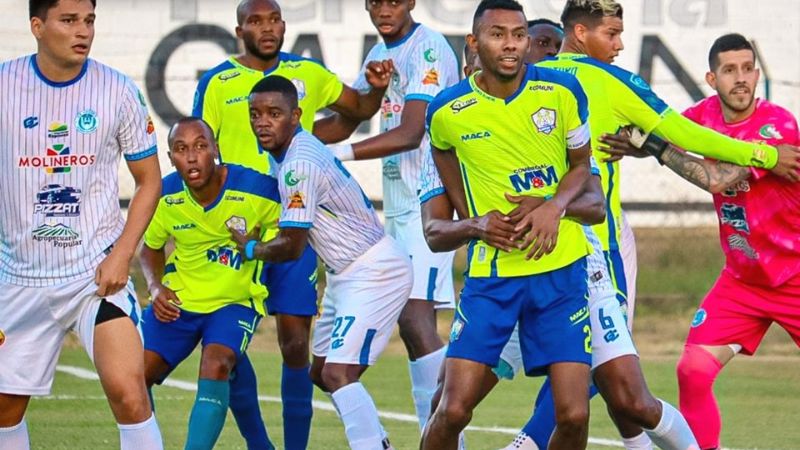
[500,431,539,450]
[622,431,654,450]
[330,382,384,450]
[281,364,313,450]
[408,346,446,432]
[118,413,163,450]
[229,354,274,450]
[644,400,699,450]
[185,379,229,450]
[0,418,30,450]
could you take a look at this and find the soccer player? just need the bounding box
[600,34,800,450]
[192,1,392,447]
[0,1,163,449]
[140,118,280,450]
[421,1,596,448]
[313,0,460,431]
[526,18,564,63]
[233,75,412,450]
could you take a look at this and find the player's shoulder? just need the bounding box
[197,58,238,90]
[0,55,34,78]
[278,52,331,73]
[161,171,185,197]
[225,164,281,203]
[427,78,475,121]
[529,64,583,94]
[288,130,331,164]
[756,98,797,121]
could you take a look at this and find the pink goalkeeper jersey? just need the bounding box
[683,96,800,287]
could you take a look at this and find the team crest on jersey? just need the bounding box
[285,169,308,187]
[422,68,439,86]
[727,234,759,260]
[35,184,81,218]
[32,223,82,248]
[23,116,39,129]
[531,108,557,134]
[691,308,707,327]
[720,203,749,234]
[146,116,155,135]
[75,109,98,134]
[759,124,783,140]
[47,122,69,138]
[226,216,247,234]
[288,192,306,209]
[424,48,438,62]
[291,79,307,100]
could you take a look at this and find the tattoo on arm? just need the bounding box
[662,146,751,192]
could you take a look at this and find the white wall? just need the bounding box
[3,0,798,225]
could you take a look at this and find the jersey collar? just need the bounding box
[30,55,89,88]
[385,22,420,49]
[183,165,232,212]
[469,64,534,105]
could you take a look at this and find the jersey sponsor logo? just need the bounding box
[164,196,185,206]
[528,84,554,92]
[460,131,491,141]
[450,98,477,113]
[382,160,402,181]
[722,180,750,197]
[218,71,241,82]
[75,109,98,134]
[629,74,651,90]
[285,169,308,187]
[381,97,402,119]
[719,203,749,233]
[35,184,81,217]
[422,68,439,86]
[551,66,578,76]
[691,308,707,327]
[225,215,247,234]
[759,124,784,140]
[423,48,438,62]
[23,116,39,129]
[509,165,559,192]
[47,122,69,139]
[288,191,306,209]
[225,95,248,105]
[283,61,302,69]
[291,79,307,100]
[727,234,759,260]
[172,223,196,230]
[207,246,244,270]
[146,116,155,135]
[224,194,245,202]
[569,305,589,325]
[18,145,97,174]
[32,223,82,248]
[531,107,557,134]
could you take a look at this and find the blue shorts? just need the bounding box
[260,243,319,316]
[603,249,629,305]
[447,258,591,376]
[142,303,260,370]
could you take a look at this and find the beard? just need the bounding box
[243,34,284,62]
[719,88,755,113]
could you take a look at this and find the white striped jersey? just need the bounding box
[270,130,384,274]
[354,23,459,218]
[0,55,157,287]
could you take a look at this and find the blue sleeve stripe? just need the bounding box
[531,66,589,123]
[575,57,669,115]
[279,221,313,229]
[425,78,474,131]
[225,165,281,203]
[419,187,445,204]
[405,93,434,103]
[124,145,157,161]
[192,60,235,117]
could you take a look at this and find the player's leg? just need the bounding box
[0,394,31,450]
[620,211,638,328]
[389,212,455,431]
[322,237,412,449]
[260,245,318,450]
[79,281,163,449]
[228,353,275,450]
[423,276,523,449]
[676,272,770,450]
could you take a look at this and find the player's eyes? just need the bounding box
[62,18,75,24]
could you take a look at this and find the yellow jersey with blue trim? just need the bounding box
[193,54,345,175]
[426,64,592,277]
[143,165,281,314]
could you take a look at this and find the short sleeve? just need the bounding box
[143,204,169,249]
[561,81,591,150]
[310,63,345,109]
[118,79,158,161]
[405,40,455,103]
[277,159,322,228]
[418,143,445,203]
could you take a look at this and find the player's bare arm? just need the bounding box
[139,244,182,323]
[328,59,394,121]
[95,155,161,297]
[514,142,592,260]
[504,174,605,228]
[230,226,308,264]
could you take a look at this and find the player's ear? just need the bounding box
[466,34,478,59]
[235,26,244,40]
[167,151,175,167]
[408,0,416,12]
[292,107,302,126]
[753,67,760,84]
[573,23,587,45]
[705,71,716,90]
[30,17,44,40]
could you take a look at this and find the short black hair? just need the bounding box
[472,0,526,33]
[560,0,623,32]
[167,117,214,148]
[527,18,563,31]
[708,33,754,71]
[250,75,298,108]
[30,0,96,20]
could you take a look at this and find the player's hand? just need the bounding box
[150,284,181,323]
[513,200,564,260]
[228,225,262,259]
[95,249,131,297]
[770,144,800,182]
[505,192,546,225]
[598,127,650,162]
[474,210,517,252]
[364,59,394,90]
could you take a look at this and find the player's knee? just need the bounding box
[320,365,359,392]
[555,403,589,434]
[609,393,661,428]
[677,345,722,391]
[277,336,310,366]
[105,384,151,422]
[199,356,236,381]
[437,399,473,431]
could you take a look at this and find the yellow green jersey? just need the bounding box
[143,165,281,314]
[538,52,779,251]
[192,53,345,174]
[426,64,592,277]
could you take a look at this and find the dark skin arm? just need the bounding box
[230,226,308,263]
[139,244,181,322]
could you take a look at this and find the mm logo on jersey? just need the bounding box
[34,184,81,217]
[32,223,81,248]
[509,166,559,192]
[207,246,243,270]
[18,145,96,174]
[461,131,491,142]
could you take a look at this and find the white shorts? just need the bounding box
[385,211,455,308]
[620,212,637,330]
[0,276,142,395]
[312,236,412,366]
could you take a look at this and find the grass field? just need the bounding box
[24,228,800,449]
